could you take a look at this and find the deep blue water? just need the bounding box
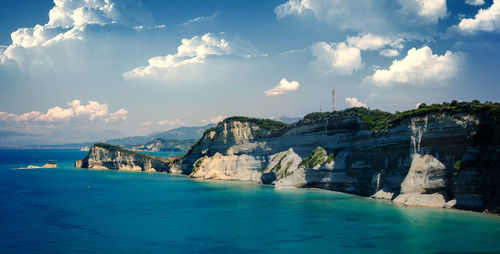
[1,149,500,254]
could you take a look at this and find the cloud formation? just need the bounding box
[368,46,461,86]
[346,34,403,51]
[0,100,127,123]
[201,115,225,124]
[0,0,153,73]
[345,97,368,108]
[380,49,400,57]
[458,0,500,33]
[465,0,485,6]
[397,0,447,24]
[265,78,300,96]
[47,0,152,27]
[157,118,186,126]
[311,41,362,76]
[123,33,254,83]
[275,0,448,33]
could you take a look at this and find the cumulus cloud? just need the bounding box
[458,0,500,33]
[367,46,461,86]
[346,34,403,51]
[47,0,152,28]
[345,97,368,108]
[379,49,400,57]
[0,100,127,123]
[465,0,485,6]
[265,78,300,96]
[201,115,225,124]
[157,118,186,126]
[123,33,255,83]
[182,11,219,26]
[346,33,404,57]
[0,0,152,72]
[398,0,448,24]
[311,41,362,76]
[275,0,311,20]
[274,0,447,34]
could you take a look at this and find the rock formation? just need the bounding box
[179,108,500,213]
[23,162,57,169]
[75,143,181,173]
[77,103,500,213]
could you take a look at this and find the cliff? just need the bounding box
[75,143,181,173]
[180,103,500,213]
[76,102,500,213]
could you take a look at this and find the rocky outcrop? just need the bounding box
[22,162,57,169]
[75,143,181,173]
[180,111,500,213]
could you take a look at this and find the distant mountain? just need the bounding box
[102,124,215,146]
[272,116,302,124]
[146,124,216,140]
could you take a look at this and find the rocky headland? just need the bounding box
[76,101,500,213]
[75,143,182,173]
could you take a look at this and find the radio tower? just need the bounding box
[332,88,336,112]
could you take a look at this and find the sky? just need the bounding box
[0,0,499,146]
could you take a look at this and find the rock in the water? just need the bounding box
[75,143,180,173]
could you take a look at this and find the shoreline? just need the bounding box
[77,165,500,216]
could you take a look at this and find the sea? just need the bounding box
[1,149,500,254]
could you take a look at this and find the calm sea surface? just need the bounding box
[1,149,500,254]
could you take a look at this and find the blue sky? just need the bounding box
[0,0,499,146]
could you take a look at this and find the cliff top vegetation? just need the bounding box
[204,116,289,133]
[200,100,499,136]
[302,100,500,131]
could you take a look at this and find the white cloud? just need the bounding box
[123,33,254,83]
[47,0,152,28]
[157,118,186,126]
[182,11,219,26]
[346,34,404,57]
[458,0,500,33]
[398,0,448,24]
[368,46,461,86]
[0,0,152,71]
[380,49,400,57]
[275,0,311,20]
[346,34,403,51]
[265,78,300,96]
[201,115,225,124]
[311,41,362,76]
[465,0,485,6]
[106,108,128,123]
[345,97,368,108]
[274,0,447,34]
[143,121,153,126]
[0,100,127,123]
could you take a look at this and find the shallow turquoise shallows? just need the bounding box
[1,149,500,254]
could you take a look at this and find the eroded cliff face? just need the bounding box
[76,144,181,173]
[181,114,500,212]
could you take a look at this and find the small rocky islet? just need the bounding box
[76,101,500,214]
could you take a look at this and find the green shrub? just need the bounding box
[301,100,500,131]
[301,147,328,168]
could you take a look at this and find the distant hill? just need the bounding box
[272,116,302,124]
[126,138,197,153]
[102,124,215,146]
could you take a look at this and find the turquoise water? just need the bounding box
[1,149,500,253]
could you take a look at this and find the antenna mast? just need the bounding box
[332,88,336,112]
